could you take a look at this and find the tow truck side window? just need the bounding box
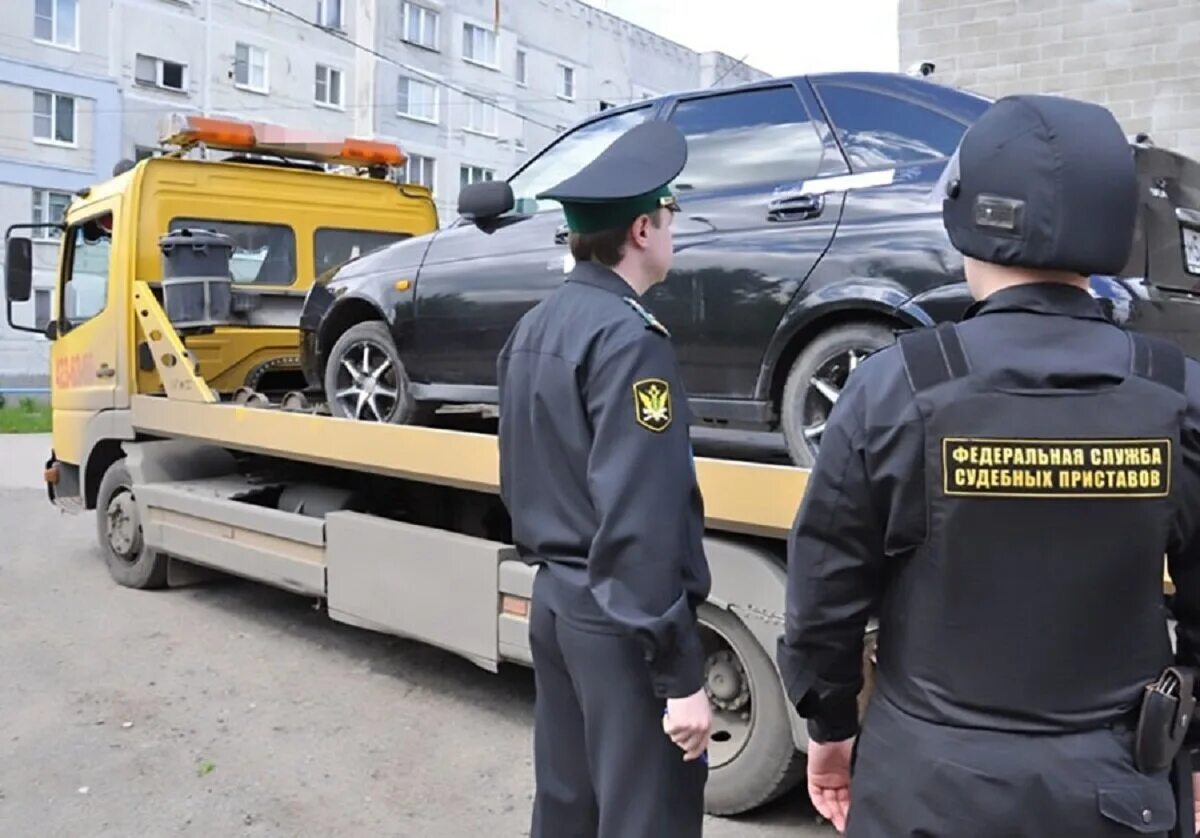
[168,218,296,286]
[314,228,409,276]
[60,213,112,329]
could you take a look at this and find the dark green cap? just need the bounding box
[538,120,688,234]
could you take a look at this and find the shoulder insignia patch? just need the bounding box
[633,378,672,432]
[622,296,670,337]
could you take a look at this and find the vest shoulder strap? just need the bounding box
[899,322,970,394]
[1130,332,1186,394]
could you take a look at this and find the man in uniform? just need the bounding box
[777,93,1200,836]
[497,119,712,838]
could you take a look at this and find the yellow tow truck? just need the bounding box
[7,113,814,816]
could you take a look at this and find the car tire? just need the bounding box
[324,321,419,424]
[95,460,168,590]
[781,322,896,467]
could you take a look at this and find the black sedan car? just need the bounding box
[299,71,1200,465]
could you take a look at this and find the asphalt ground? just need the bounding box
[0,433,829,837]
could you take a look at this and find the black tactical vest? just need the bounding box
[877,322,1186,733]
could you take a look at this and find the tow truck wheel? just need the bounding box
[95,460,168,590]
[324,321,418,424]
[699,604,805,815]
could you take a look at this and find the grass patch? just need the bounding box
[0,397,52,433]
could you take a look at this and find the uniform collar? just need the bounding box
[565,260,638,298]
[963,282,1110,322]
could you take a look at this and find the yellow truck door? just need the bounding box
[51,197,125,466]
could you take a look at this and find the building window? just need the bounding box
[134,146,161,161]
[135,55,187,92]
[402,154,436,190]
[34,0,77,48]
[315,64,343,108]
[34,289,52,331]
[234,43,268,92]
[316,0,342,29]
[32,189,71,240]
[465,96,497,136]
[515,49,527,86]
[558,65,575,101]
[460,165,494,189]
[397,76,438,122]
[33,91,76,145]
[401,2,438,49]
[462,22,497,67]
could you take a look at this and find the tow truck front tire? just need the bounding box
[95,460,168,590]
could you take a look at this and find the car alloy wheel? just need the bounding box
[331,339,402,422]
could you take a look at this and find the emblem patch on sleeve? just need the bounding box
[634,378,672,432]
[943,437,1171,498]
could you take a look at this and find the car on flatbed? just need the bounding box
[298,71,1200,466]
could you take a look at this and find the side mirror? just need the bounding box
[5,236,32,303]
[458,181,515,224]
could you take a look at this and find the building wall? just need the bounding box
[0,0,119,388]
[898,0,1200,159]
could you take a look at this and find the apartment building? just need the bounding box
[0,0,767,386]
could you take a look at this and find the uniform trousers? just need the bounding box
[528,566,707,838]
[847,691,1183,838]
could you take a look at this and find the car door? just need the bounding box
[50,202,124,467]
[660,83,845,414]
[410,105,664,397]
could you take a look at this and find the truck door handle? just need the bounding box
[767,193,824,222]
[554,224,570,245]
[96,364,115,379]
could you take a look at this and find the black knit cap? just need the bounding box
[941,94,1137,276]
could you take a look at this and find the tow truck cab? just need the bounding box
[2,114,437,501]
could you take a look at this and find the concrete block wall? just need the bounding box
[899,0,1200,159]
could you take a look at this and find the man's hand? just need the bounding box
[807,738,854,833]
[663,689,712,761]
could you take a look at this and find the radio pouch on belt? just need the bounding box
[1135,666,1195,774]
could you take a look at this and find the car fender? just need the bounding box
[755,278,924,401]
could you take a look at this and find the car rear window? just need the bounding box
[816,84,968,171]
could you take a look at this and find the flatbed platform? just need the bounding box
[129,394,810,540]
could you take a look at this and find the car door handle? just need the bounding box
[767,193,824,222]
[96,364,115,379]
[554,224,570,245]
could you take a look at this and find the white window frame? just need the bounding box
[32,91,77,147]
[314,63,344,109]
[397,75,439,124]
[316,0,342,29]
[402,154,436,190]
[234,43,269,94]
[515,49,527,86]
[34,288,53,332]
[238,0,270,10]
[462,22,498,69]
[34,0,79,51]
[135,54,188,93]
[32,189,72,241]
[464,95,498,137]
[400,2,439,50]
[460,164,495,188]
[558,63,575,101]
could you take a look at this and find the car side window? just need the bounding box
[815,84,968,171]
[667,86,826,193]
[507,108,650,215]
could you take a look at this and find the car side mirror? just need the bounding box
[458,181,515,224]
[5,236,32,303]
[44,320,58,340]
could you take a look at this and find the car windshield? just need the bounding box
[506,107,651,215]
